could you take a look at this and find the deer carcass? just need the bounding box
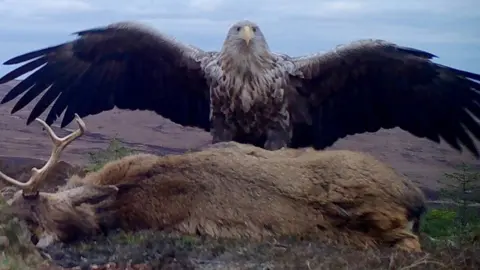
[0,115,426,252]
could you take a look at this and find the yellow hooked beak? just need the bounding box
[240,26,254,45]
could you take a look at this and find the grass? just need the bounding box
[39,228,480,269]
[0,198,50,270]
[422,209,480,237]
[84,137,137,173]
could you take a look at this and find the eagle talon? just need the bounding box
[264,138,288,151]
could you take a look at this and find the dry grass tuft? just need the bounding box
[0,197,53,270]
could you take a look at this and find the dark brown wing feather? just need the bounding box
[0,21,213,130]
[290,39,480,157]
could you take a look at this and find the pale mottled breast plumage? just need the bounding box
[205,53,295,136]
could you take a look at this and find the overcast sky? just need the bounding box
[0,0,479,79]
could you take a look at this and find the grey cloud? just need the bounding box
[0,0,478,75]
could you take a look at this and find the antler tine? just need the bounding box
[26,114,86,191]
[0,168,28,188]
[34,113,86,149]
[0,114,86,191]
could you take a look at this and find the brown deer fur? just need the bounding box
[4,140,426,251]
[1,116,426,251]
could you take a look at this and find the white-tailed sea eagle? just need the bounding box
[1,20,480,156]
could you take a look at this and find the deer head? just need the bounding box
[0,114,120,247]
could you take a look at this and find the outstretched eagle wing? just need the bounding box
[0,21,214,130]
[290,39,480,157]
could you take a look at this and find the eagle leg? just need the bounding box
[210,113,236,144]
[264,126,291,151]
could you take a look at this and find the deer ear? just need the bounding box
[64,185,119,207]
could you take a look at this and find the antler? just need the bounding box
[0,114,86,193]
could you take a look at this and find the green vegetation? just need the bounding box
[84,137,137,173]
[0,197,47,270]
[420,162,480,245]
[422,209,458,238]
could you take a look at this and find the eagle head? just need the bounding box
[221,20,273,72]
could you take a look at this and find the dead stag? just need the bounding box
[0,115,426,252]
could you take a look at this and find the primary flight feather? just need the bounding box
[1,20,480,157]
